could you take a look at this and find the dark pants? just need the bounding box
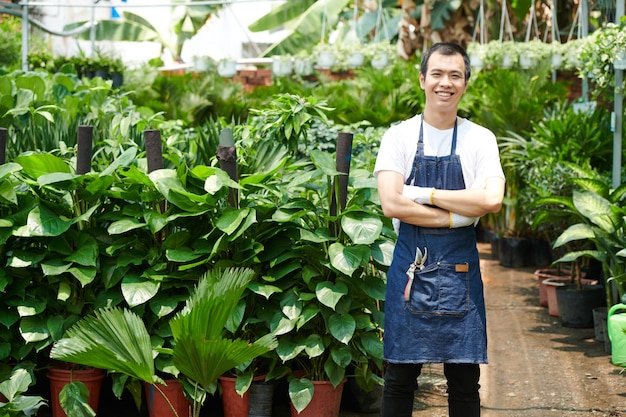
[380,362,481,417]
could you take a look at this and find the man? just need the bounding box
[374,42,505,417]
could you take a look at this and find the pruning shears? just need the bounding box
[403,247,427,301]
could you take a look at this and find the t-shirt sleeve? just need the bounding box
[374,125,407,178]
[476,129,505,182]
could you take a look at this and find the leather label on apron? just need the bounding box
[455,263,469,272]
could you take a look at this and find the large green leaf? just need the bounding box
[121,276,160,308]
[315,281,348,310]
[573,190,615,233]
[13,205,73,237]
[169,268,276,389]
[370,239,394,267]
[19,317,49,343]
[254,0,352,56]
[59,382,96,417]
[14,153,71,178]
[328,313,355,344]
[341,212,382,244]
[288,377,314,414]
[64,17,159,42]
[328,243,370,276]
[248,0,317,31]
[50,307,155,383]
[554,223,595,248]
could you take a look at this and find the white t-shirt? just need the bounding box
[374,114,505,187]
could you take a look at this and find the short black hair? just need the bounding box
[420,42,471,84]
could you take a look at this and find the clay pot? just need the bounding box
[47,367,106,417]
[144,379,191,417]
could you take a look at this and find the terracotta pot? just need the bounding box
[289,379,346,417]
[543,278,567,317]
[218,375,268,417]
[218,376,248,417]
[47,367,106,417]
[144,379,191,417]
[535,268,590,308]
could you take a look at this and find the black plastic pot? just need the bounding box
[556,284,606,328]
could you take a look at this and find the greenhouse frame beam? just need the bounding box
[615,0,625,189]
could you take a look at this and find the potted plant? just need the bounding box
[313,43,337,70]
[517,40,550,69]
[294,51,315,76]
[533,168,622,327]
[49,267,277,417]
[217,58,238,78]
[272,55,294,77]
[483,40,519,69]
[365,42,395,70]
[466,42,487,69]
[579,22,626,97]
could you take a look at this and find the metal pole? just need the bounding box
[581,0,589,101]
[21,1,29,71]
[614,0,625,189]
[90,1,97,57]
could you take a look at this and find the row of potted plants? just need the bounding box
[0,69,392,416]
[466,38,587,71]
[203,41,398,78]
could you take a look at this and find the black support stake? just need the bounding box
[76,125,93,174]
[144,129,165,213]
[216,128,239,208]
[144,129,164,173]
[330,132,354,238]
[0,128,6,165]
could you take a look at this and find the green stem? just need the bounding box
[153,384,180,417]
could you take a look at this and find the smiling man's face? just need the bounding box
[419,51,468,114]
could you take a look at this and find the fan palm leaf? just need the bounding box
[49,307,155,383]
[169,267,277,388]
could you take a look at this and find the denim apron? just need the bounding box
[384,116,487,364]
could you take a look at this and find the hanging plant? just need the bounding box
[579,22,626,95]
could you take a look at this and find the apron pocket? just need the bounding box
[405,262,470,316]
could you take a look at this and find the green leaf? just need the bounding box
[288,377,314,414]
[216,208,255,235]
[328,243,370,276]
[107,218,148,235]
[19,317,49,343]
[49,307,155,383]
[59,381,96,417]
[68,266,97,286]
[204,169,242,194]
[121,276,160,307]
[573,190,615,232]
[341,212,382,244]
[303,334,324,358]
[13,205,72,237]
[328,313,355,344]
[66,234,98,266]
[315,281,348,309]
[310,150,342,176]
[554,223,595,248]
[15,153,71,178]
[370,239,395,267]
